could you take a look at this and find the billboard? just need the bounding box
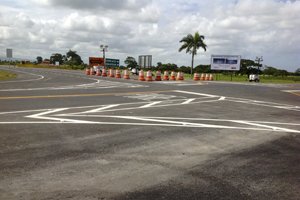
[139,55,152,69]
[211,55,241,71]
[6,49,12,58]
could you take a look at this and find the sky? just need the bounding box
[0,0,299,72]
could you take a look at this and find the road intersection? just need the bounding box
[0,66,300,199]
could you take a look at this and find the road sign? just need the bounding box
[6,49,12,58]
[89,57,104,66]
[106,58,119,68]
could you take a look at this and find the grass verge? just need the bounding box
[0,70,18,81]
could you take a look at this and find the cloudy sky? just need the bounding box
[0,0,299,72]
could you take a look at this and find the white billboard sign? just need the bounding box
[211,55,241,71]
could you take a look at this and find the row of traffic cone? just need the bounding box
[194,73,214,81]
[86,67,213,81]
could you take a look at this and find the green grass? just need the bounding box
[0,70,18,81]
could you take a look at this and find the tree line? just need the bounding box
[35,50,87,70]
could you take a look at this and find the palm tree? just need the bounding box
[179,31,207,78]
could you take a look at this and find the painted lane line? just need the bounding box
[219,96,226,100]
[181,98,195,104]
[139,101,161,108]
[50,114,300,133]
[81,104,120,114]
[234,120,299,133]
[174,90,218,97]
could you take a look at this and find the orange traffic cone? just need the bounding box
[209,74,213,81]
[115,69,121,78]
[90,67,95,75]
[102,68,107,77]
[109,68,115,77]
[180,72,184,80]
[163,70,169,81]
[193,73,200,81]
[200,73,205,80]
[177,71,182,80]
[96,67,101,76]
[124,69,130,79]
[155,70,161,81]
[205,74,209,80]
[138,70,145,81]
[170,71,176,80]
[85,67,90,75]
[146,70,153,82]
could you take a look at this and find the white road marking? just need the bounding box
[174,90,218,97]
[139,101,161,108]
[181,98,195,104]
[0,68,44,83]
[81,105,120,113]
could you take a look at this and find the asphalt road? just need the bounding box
[0,65,300,200]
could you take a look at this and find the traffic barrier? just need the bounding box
[176,71,181,80]
[200,73,205,80]
[181,72,184,80]
[163,70,169,81]
[102,68,107,77]
[90,67,95,75]
[155,70,162,81]
[205,74,209,81]
[193,73,200,81]
[115,69,121,78]
[209,74,213,81]
[170,71,176,80]
[85,67,90,75]
[138,70,145,81]
[146,70,153,82]
[124,69,130,79]
[96,67,101,76]
[109,68,115,78]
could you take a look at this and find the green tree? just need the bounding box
[158,63,178,72]
[124,56,138,69]
[239,59,261,76]
[263,66,277,75]
[179,31,207,78]
[50,53,63,64]
[194,65,211,73]
[66,50,83,65]
[274,69,288,77]
[294,68,300,76]
[36,56,43,64]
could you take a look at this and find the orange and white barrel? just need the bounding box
[146,70,153,82]
[155,70,161,81]
[200,73,205,80]
[124,69,130,79]
[86,67,90,75]
[205,74,209,80]
[170,71,176,80]
[96,67,101,76]
[115,69,121,78]
[180,72,184,80]
[163,70,169,81]
[109,68,115,77]
[90,67,95,75]
[138,70,145,81]
[102,68,107,77]
[193,73,200,81]
[209,74,213,81]
[177,71,182,80]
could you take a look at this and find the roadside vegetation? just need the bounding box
[0,69,18,81]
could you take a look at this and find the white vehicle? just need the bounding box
[131,68,139,75]
[249,74,259,82]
